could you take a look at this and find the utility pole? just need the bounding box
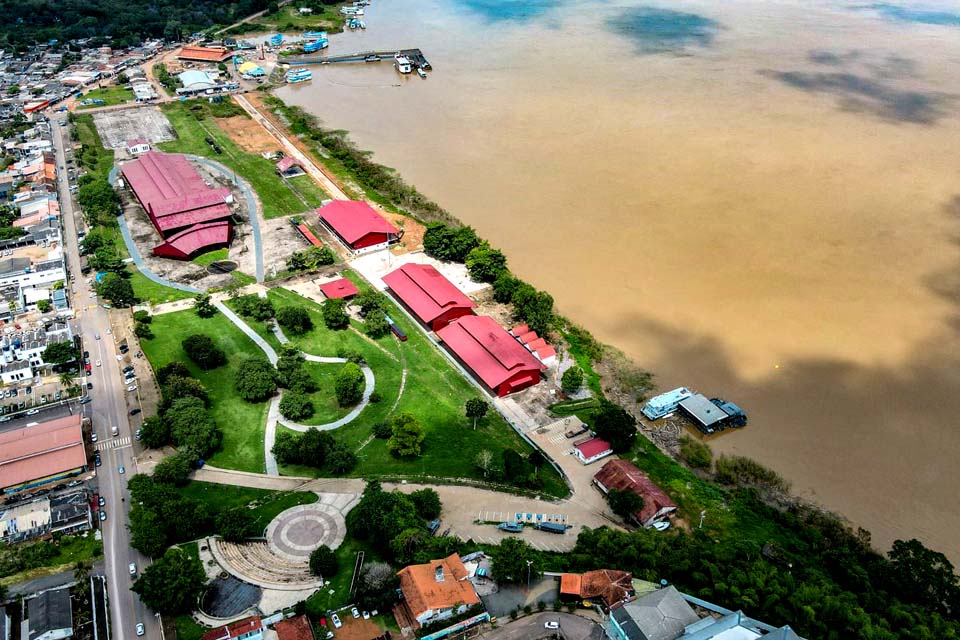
[526,559,533,588]
[699,510,706,529]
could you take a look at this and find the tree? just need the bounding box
[561,367,583,393]
[475,450,493,478]
[181,335,226,370]
[165,397,219,456]
[234,356,278,402]
[410,488,442,520]
[133,322,153,339]
[287,246,335,271]
[364,308,390,338]
[334,362,364,406]
[133,310,152,324]
[887,538,960,615]
[326,444,357,475]
[151,452,193,486]
[276,306,313,334]
[355,290,386,317]
[492,273,520,304]
[279,392,314,421]
[216,508,255,542]
[492,537,541,584]
[139,416,169,450]
[286,367,317,394]
[322,297,349,330]
[36,299,51,313]
[233,294,274,320]
[132,547,206,614]
[511,284,554,336]
[423,224,479,262]
[465,245,508,282]
[97,272,135,307]
[193,293,217,318]
[128,508,168,558]
[42,341,76,365]
[156,361,191,384]
[59,371,76,388]
[161,375,208,408]
[354,561,400,612]
[309,545,338,578]
[591,401,637,453]
[387,412,425,458]
[607,488,644,522]
[465,398,489,429]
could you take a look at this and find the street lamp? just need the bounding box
[698,510,707,529]
[526,559,533,588]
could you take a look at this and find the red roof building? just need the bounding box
[574,437,613,465]
[560,570,634,609]
[121,151,234,259]
[276,156,304,176]
[200,616,263,640]
[317,201,399,252]
[0,415,86,492]
[273,615,314,640]
[153,221,233,259]
[319,278,359,299]
[395,554,481,630]
[294,223,323,247]
[383,264,476,331]
[593,459,677,527]
[436,316,544,397]
[178,45,233,62]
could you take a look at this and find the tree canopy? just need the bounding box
[309,545,338,578]
[322,297,350,330]
[41,341,76,365]
[132,547,207,614]
[591,401,637,453]
[387,412,425,457]
[423,224,480,262]
[334,362,365,406]
[181,334,226,370]
[465,244,508,282]
[234,356,277,402]
[97,272,135,307]
[276,306,313,335]
[492,537,542,584]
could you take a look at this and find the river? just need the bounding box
[276,0,960,561]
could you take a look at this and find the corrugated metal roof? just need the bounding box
[317,200,398,245]
[436,316,544,390]
[383,263,475,325]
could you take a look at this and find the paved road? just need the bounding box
[479,613,604,640]
[52,116,162,640]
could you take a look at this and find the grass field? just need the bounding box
[0,534,103,587]
[227,4,346,34]
[193,248,229,267]
[158,101,324,219]
[76,85,134,109]
[139,309,270,472]
[130,268,196,305]
[287,174,329,207]
[72,113,114,181]
[299,360,352,425]
[176,481,318,533]
[238,280,567,497]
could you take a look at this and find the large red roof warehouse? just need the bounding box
[436,315,544,396]
[383,263,476,330]
[317,200,399,252]
[0,415,86,492]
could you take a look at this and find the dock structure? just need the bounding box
[286,48,431,69]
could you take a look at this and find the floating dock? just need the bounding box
[286,48,431,70]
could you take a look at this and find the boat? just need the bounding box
[302,39,327,53]
[497,522,523,533]
[416,67,427,78]
[394,53,412,74]
[285,68,313,84]
[303,31,327,39]
[358,20,367,29]
[269,33,283,47]
[348,17,362,29]
[651,521,671,532]
[534,522,569,535]
[340,6,363,15]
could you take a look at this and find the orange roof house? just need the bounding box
[177,45,233,63]
[200,616,263,640]
[0,415,86,492]
[395,554,482,630]
[560,569,634,609]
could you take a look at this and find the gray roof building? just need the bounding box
[610,587,698,640]
[27,587,73,640]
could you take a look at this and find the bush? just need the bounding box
[372,422,392,439]
[334,362,364,407]
[561,367,584,393]
[309,545,338,578]
[216,507,255,542]
[234,356,278,402]
[233,294,275,321]
[336,348,365,365]
[276,306,313,335]
[151,452,193,486]
[322,297,349,330]
[410,488,442,520]
[279,392,315,421]
[181,335,226,370]
[133,310,152,324]
[714,454,789,492]
[679,436,713,469]
[465,244,508,283]
[369,390,382,404]
[156,361,191,385]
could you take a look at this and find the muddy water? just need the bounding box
[277,0,960,560]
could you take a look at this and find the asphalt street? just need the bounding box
[51,116,161,640]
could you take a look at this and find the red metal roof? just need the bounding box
[178,45,233,62]
[517,330,539,344]
[295,224,323,247]
[200,616,263,640]
[535,344,557,360]
[317,200,398,245]
[276,156,302,172]
[594,459,677,525]
[383,264,476,325]
[436,316,544,390]
[511,324,529,335]
[575,437,612,459]
[153,221,232,259]
[319,278,359,299]
[0,415,85,489]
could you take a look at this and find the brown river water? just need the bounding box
[276,0,960,561]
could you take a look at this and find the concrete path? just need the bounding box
[213,300,278,364]
[192,465,312,490]
[276,364,374,433]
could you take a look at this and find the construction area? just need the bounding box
[92,107,176,148]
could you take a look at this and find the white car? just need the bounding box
[545,621,560,630]
[362,611,370,620]
[331,614,342,629]
[106,328,111,334]
[351,607,360,619]
[91,432,98,442]
[136,623,145,636]
[95,360,101,367]
[127,384,137,392]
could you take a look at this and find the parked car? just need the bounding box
[94,456,101,467]
[135,428,142,440]
[99,510,106,521]
[90,432,98,442]
[122,366,134,374]
[126,385,137,392]
[136,623,145,637]
[362,611,370,620]
[79,396,92,405]
[0,416,10,423]
[331,615,341,629]
[544,621,560,630]
[86,382,93,390]
[118,466,125,474]
[351,607,360,619]
[129,408,141,416]
[25,409,39,416]
[98,496,105,506]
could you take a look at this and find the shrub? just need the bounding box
[372,422,392,439]
[561,367,584,393]
[369,390,382,404]
[679,436,713,469]
[234,356,278,402]
[133,310,152,324]
[334,362,364,406]
[279,392,315,421]
[714,455,789,492]
[233,294,275,320]
[276,306,313,335]
[409,488,442,520]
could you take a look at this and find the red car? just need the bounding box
[84,364,92,374]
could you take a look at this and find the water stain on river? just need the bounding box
[276,0,960,560]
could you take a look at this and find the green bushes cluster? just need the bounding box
[714,454,789,492]
[271,427,357,475]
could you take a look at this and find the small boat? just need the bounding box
[358,20,367,29]
[302,39,327,53]
[651,521,671,532]
[340,6,363,15]
[269,33,283,47]
[497,522,523,533]
[303,31,327,39]
[348,18,362,29]
[416,67,427,78]
[394,53,412,74]
[285,68,313,84]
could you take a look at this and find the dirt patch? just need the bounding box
[382,207,425,255]
[330,616,383,640]
[93,107,175,149]
[260,215,320,279]
[215,115,282,155]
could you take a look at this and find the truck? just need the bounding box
[497,522,523,533]
[534,522,570,535]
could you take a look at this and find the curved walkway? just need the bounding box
[277,364,375,433]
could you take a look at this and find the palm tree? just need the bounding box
[59,371,75,388]
[73,559,92,599]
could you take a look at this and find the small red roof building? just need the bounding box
[178,45,233,62]
[436,315,544,396]
[383,263,476,331]
[560,569,634,609]
[276,156,303,175]
[273,615,314,640]
[199,615,263,640]
[317,201,399,252]
[395,554,481,630]
[574,437,613,464]
[593,459,677,527]
[319,278,359,299]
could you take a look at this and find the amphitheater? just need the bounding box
[208,492,359,590]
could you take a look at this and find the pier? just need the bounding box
[285,48,431,70]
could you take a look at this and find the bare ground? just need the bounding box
[215,116,282,155]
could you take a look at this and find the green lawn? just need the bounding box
[175,616,207,640]
[77,85,134,108]
[299,360,352,425]
[244,281,568,497]
[72,113,114,181]
[139,309,270,472]
[286,174,328,208]
[176,481,318,532]
[158,101,317,219]
[305,536,376,616]
[0,533,103,587]
[193,248,229,267]
[130,268,196,305]
[229,4,347,34]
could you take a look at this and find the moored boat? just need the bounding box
[285,68,313,84]
[394,53,412,74]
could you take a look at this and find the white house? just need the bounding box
[574,437,614,465]
[125,138,150,155]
